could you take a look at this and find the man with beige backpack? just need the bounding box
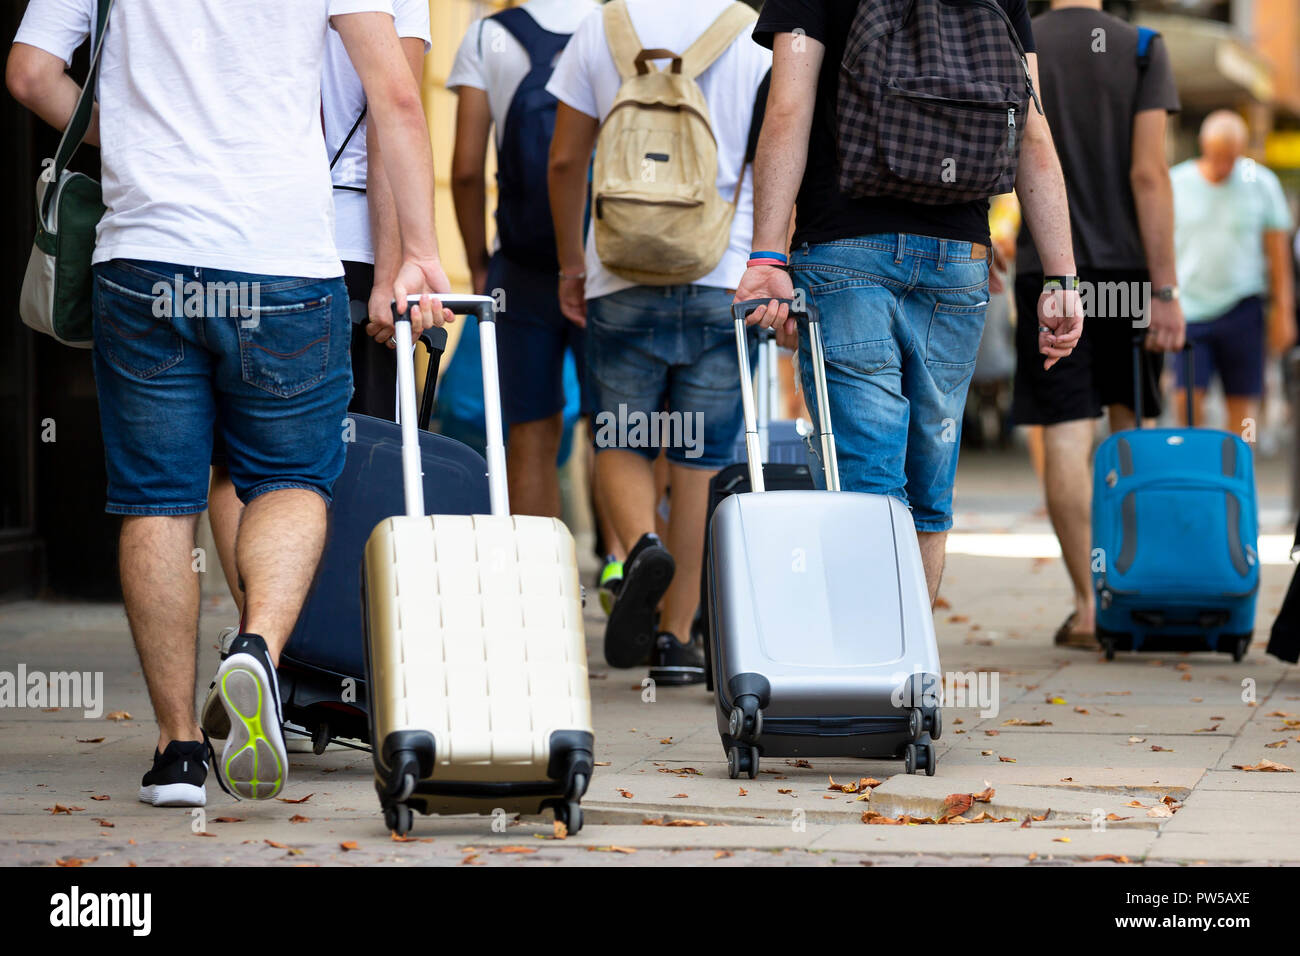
[547,0,770,685]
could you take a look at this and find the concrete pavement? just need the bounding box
[2,449,1298,866]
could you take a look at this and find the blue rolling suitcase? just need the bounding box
[277,324,491,750]
[1092,343,1259,661]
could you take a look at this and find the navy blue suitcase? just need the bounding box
[1091,343,1259,661]
[277,326,491,749]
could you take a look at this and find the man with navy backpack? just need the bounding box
[448,0,598,519]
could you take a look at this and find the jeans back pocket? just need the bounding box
[94,274,185,381]
[237,294,333,398]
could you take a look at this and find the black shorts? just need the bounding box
[213,260,391,468]
[1011,269,1163,426]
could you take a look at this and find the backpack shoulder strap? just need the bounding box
[602,0,644,81]
[680,1,757,80]
[1136,26,1159,70]
[491,6,568,69]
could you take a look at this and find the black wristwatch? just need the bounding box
[1043,275,1081,291]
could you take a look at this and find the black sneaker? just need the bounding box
[213,633,288,800]
[604,533,675,668]
[138,736,211,807]
[649,633,706,686]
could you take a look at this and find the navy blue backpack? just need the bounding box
[489,7,571,272]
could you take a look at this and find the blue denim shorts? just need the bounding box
[488,252,590,424]
[585,284,756,469]
[791,235,989,532]
[91,259,352,516]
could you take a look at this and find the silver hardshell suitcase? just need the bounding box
[707,299,943,779]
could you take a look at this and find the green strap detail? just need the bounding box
[43,0,113,221]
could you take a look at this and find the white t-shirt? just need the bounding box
[446,0,598,149]
[15,0,394,278]
[546,0,770,299]
[323,0,430,265]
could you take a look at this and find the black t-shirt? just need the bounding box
[753,0,1035,248]
[1015,9,1180,273]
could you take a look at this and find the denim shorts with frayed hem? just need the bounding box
[585,283,757,470]
[791,234,989,533]
[91,259,352,516]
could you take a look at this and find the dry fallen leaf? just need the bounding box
[1232,759,1294,772]
[714,850,733,859]
[1002,718,1052,727]
[777,788,793,795]
[737,787,748,797]
[47,804,85,814]
[1054,837,1071,843]
[90,795,110,801]
[105,711,132,721]
[981,750,994,756]
[1105,813,1130,821]
[93,818,113,827]
[1146,804,1173,818]
[786,759,814,769]
[1089,854,1132,863]
[389,833,432,843]
[213,816,243,823]
[999,756,1017,763]
[76,737,106,744]
[617,788,634,799]
[1128,736,1146,744]
[55,857,97,867]
[659,738,672,745]
[942,793,973,819]
[340,841,359,851]
[1150,745,1172,752]
[492,846,537,854]
[642,817,708,827]
[948,614,969,623]
[277,793,314,804]
[1265,740,1288,749]
[288,814,310,824]
[588,845,637,854]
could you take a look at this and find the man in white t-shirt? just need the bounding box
[8,0,452,806]
[446,0,595,521]
[547,0,770,685]
[204,0,431,645]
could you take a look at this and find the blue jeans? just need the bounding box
[791,234,989,532]
[586,284,756,469]
[92,259,352,515]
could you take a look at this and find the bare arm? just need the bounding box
[547,102,599,326]
[334,11,449,339]
[734,31,823,344]
[1266,229,1296,354]
[365,35,427,336]
[1014,53,1082,369]
[1130,107,1184,351]
[450,85,493,294]
[6,42,99,145]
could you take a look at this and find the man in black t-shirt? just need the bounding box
[1012,0,1184,649]
[740,0,1082,605]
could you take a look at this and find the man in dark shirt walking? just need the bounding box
[1012,0,1184,648]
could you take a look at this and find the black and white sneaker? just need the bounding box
[138,737,211,807]
[200,625,239,741]
[604,533,675,669]
[649,633,706,686]
[213,633,288,800]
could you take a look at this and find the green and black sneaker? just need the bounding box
[597,556,624,616]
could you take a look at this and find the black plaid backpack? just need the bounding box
[836,0,1042,204]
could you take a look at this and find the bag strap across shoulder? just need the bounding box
[680,2,756,80]
[602,0,644,81]
[51,0,112,185]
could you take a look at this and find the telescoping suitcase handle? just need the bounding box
[391,294,506,520]
[1131,337,1195,427]
[732,299,840,493]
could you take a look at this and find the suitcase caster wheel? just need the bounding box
[1102,638,1116,662]
[908,708,922,741]
[729,696,763,743]
[904,743,917,775]
[311,722,331,756]
[554,800,584,834]
[727,745,758,780]
[923,740,937,777]
[925,706,942,741]
[384,802,412,836]
[1233,637,1248,663]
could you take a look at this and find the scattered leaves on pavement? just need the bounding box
[642,817,707,827]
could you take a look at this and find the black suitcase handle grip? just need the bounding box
[731,297,818,324]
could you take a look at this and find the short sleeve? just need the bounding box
[445,21,486,92]
[328,0,394,16]
[546,9,602,120]
[1004,0,1034,55]
[393,0,430,52]
[13,0,94,66]
[1260,169,1294,232]
[1135,36,1180,114]
[753,0,825,51]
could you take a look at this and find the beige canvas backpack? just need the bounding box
[592,0,757,286]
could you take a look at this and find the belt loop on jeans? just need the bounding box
[937,240,948,272]
[894,234,905,264]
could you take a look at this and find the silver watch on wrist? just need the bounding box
[1153,285,1180,302]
